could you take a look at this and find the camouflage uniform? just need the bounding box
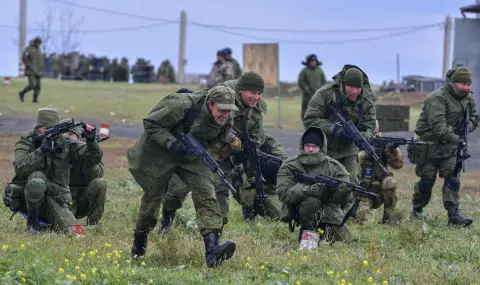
[161,72,288,229]
[298,54,327,119]
[303,64,377,185]
[7,108,102,233]
[127,86,239,267]
[19,37,44,103]
[277,127,353,244]
[207,50,234,88]
[356,120,404,225]
[411,67,479,226]
[223,48,243,79]
[61,119,107,226]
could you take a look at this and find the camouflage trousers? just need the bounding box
[130,160,222,237]
[330,155,360,185]
[297,197,352,243]
[413,155,458,210]
[70,178,107,225]
[355,176,401,225]
[21,75,41,97]
[24,171,77,233]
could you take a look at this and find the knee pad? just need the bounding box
[381,177,397,192]
[89,178,107,194]
[444,176,460,192]
[418,177,435,194]
[25,178,47,203]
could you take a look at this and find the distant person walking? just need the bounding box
[19,37,44,103]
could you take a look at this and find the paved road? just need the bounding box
[2,115,479,170]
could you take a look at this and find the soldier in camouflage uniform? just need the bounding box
[223,47,242,79]
[411,67,478,227]
[303,64,377,185]
[19,37,44,103]
[159,72,288,232]
[5,108,101,233]
[277,127,353,246]
[356,120,404,225]
[207,50,234,88]
[127,86,240,267]
[298,54,327,119]
[60,118,108,228]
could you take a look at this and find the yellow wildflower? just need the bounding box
[17,271,23,276]
[148,280,154,284]
[317,228,324,234]
[260,265,265,270]
[58,268,64,273]
[104,242,112,248]
[81,252,86,257]
[341,279,346,284]
[376,269,382,274]
[246,256,251,262]
[20,277,26,283]
[64,258,69,264]
[1,244,8,251]
[78,258,83,263]
[368,276,373,283]
[295,281,301,285]
[75,266,80,271]
[326,270,334,275]
[244,263,249,269]
[343,270,349,276]
[130,269,136,276]
[91,268,97,274]
[141,261,146,266]
[20,244,25,249]
[363,260,369,265]
[383,281,388,285]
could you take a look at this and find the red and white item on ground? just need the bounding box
[68,224,86,238]
[3,77,11,87]
[299,230,319,251]
[99,123,110,138]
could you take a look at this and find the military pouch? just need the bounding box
[407,143,428,165]
[3,183,24,212]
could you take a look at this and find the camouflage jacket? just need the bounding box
[303,64,377,159]
[298,66,327,96]
[69,140,105,186]
[230,58,243,79]
[23,44,44,76]
[415,68,479,158]
[208,61,234,88]
[127,90,235,177]
[277,127,352,225]
[359,146,404,182]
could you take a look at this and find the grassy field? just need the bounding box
[1,78,420,131]
[0,133,479,284]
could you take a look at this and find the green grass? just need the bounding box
[1,164,479,284]
[1,78,419,131]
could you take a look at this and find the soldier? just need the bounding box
[157,59,176,83]
[410,67,478,226]
[303,64,377,185]
[160,72,288,231]
[19,37,44,103]
[298,54,327,119]
[60,119,108,228]
[207,50,234,88]
[6,108,100,233]
[127,86,240,267]
[223,47,242,79]
[356,120,404,225]
[277,127,352,248]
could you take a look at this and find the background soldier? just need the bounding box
[19,37,44,103]
[8,108,100,233]
[303,65,377,185]
[298,54,327,119]
[277,127,352,249]
[207,50,234,88]
[356,120,404,225]
[223,47,242,79]
[61,119,108,229]
[411,67,479,227]
[157,59,176,83]
[127,86,239,267]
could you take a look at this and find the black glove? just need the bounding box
[332,123,344,137]
[40,137,52,153]
[170,140,192,156]
[386,142,399,150]
[309,183,326,197]
[82,124,97,142]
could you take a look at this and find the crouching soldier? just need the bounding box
[277,127,353,249]
[356,120,404,225]
[4,108,101,233]
[61,118,107,228]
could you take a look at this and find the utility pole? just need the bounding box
[19,0,27,77]
[477,0,480,18]
[442,15,452,79]
[177,10,187,84]
[396,53,400,83]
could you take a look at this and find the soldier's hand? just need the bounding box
[332,182,349,194]
[40,137,52,153]
[309,183,326,197]
[332,123,344,137]
[82,124,97,142]
[230,136,242,153]
[247,175,256,185]
[170,140,192,156]
[386,142,399,150]
[457,138,466,148]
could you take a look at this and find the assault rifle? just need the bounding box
[172,129,238,196]
[370,136,426,148]
[453,104,471,177]
[330,108,389,176]
[96,135,110,143]
[34,118,85,152]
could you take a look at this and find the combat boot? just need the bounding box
[410,208,427,220]
[203,232,236,268]
[32,92,39,103]
[242,205,256,223]
[18,91,25,102]
[26,208,41,234]
[447,204,473,227]
[130,231,148,259]
[158,209,176,235]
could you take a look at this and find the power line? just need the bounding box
[0,22,174,34]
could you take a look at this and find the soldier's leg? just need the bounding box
[261,185,282,220]
[81,178,107,225]
[159,174,189,233]
[43,196,78,233]
[24,171,48,233]
[411,161,437,218]
[33,76,41,103]
[324,224,352,243]
[338,155,360,185]
[439,158,472,227]
[380,177,402,225]
[177,168,235,267]
[19,75,37,102]
[296,197,323,249]
[215,160,234,227]
[354,182,381,225]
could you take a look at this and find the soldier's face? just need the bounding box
[344,86,362,101]
[208,101,232,125]
[240,90,262,107]
[37,127,47,134]
[455,83,471,92]
[309,61,317,67]
[303,143,320,153]
[217,56,224,62]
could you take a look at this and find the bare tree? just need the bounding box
[53,7,84,54]
[36,6,56,55]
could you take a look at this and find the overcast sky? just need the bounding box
[0,0,475,83]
